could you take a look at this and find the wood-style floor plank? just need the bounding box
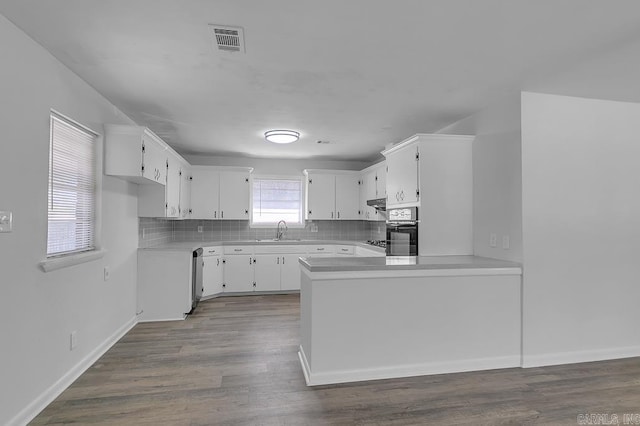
[30,294,640,425]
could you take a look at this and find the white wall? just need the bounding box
[0,15,139,425]
[521,92,640,366]
[437,95,522,262]
[185,154,370,176]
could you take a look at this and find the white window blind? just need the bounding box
[47,113,97,257]
[252,178,303,225]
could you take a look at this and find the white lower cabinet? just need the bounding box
[281,254,302,290]
[223,254,255,292]
[254,254,282,291]
[202,255,223,297]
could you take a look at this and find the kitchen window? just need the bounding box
[251,177,304,226]
[41,111,103,271]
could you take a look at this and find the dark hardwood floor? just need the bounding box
[32,294,640,425]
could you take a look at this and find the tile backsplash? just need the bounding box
[139,218,386,247]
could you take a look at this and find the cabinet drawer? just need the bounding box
[335,245,354,255]
[223,246,253,255]
[307,245,335,255]
[202,246,222,256]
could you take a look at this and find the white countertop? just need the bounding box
[139,240,386,253]
[299,255,521,273]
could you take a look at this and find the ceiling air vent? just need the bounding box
[209,24,245,53]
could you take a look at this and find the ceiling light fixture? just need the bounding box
[264,130,300,144]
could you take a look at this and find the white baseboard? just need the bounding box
[298,344,520,386]
[298,345,312,385]
[522,345,640,368]
[7,316,137,426]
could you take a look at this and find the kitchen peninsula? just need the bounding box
[298,255,522,386]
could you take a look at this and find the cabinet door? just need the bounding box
[362,170,376,221]
[142,133,167,184]
[202,255,223,297]
[223,256,254,292]
[375,165,386,198]
[179,164,191,219]
[281,254,302,290]
[386,144,419,207]
[190,169,220,219]
[254,255,281,291]
[165,154,181,218]
[219,171,250,220]
[306,173,335,220]
[335,174,360,220]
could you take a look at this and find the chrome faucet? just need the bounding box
[276,220,287,240]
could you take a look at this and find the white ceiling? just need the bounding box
[2,1,640,162]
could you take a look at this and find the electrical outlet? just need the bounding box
[197,226,203,233]
[104,266,110,281]
[489,233,497,248]
[502,235,510,250]
[70,331,77,350]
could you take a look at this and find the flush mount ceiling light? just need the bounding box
[264,130,300,144]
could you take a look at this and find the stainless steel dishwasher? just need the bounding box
[191,248,203,312]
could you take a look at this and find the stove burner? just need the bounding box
[367,240,387,248]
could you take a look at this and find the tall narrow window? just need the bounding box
[252,177,303,225]
[47,112,97,257]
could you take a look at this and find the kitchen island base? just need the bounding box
[298,257,522,386]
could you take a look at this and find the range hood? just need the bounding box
[366,198,386,211]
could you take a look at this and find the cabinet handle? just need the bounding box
[253,282,256,287]
[282,257,285,264]
[221,211,224,219]
[222,283,226,288]
[249,257,251,265]
[217,258,219,266]
[317,248,325,251]
[208,250,216,254]
[341,248,348,252]
[337,212,340,219]
[331,212,334,219]
[234,249,242,252]
[245,210,248,215]
[277,257,280,264]
[253,258,256,264]
[214,211,217,218]
[308,210,312,215]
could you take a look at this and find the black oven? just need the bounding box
[386,207,418,256]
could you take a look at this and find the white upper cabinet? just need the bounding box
[164,152,182,218]
[335,174,360,220]
[105,125,167,185]
[359,162,386,221]
[375,164,386,198]
[305,171,336,220]
[190,167,252,220]
[219,170,250,220]
[305,170,360,220]
[190,168,220,219]
[105,124,193,218]
[383,138,420,208]
[179,161,191,219]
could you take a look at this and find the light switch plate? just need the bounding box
[0,211,13,232]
